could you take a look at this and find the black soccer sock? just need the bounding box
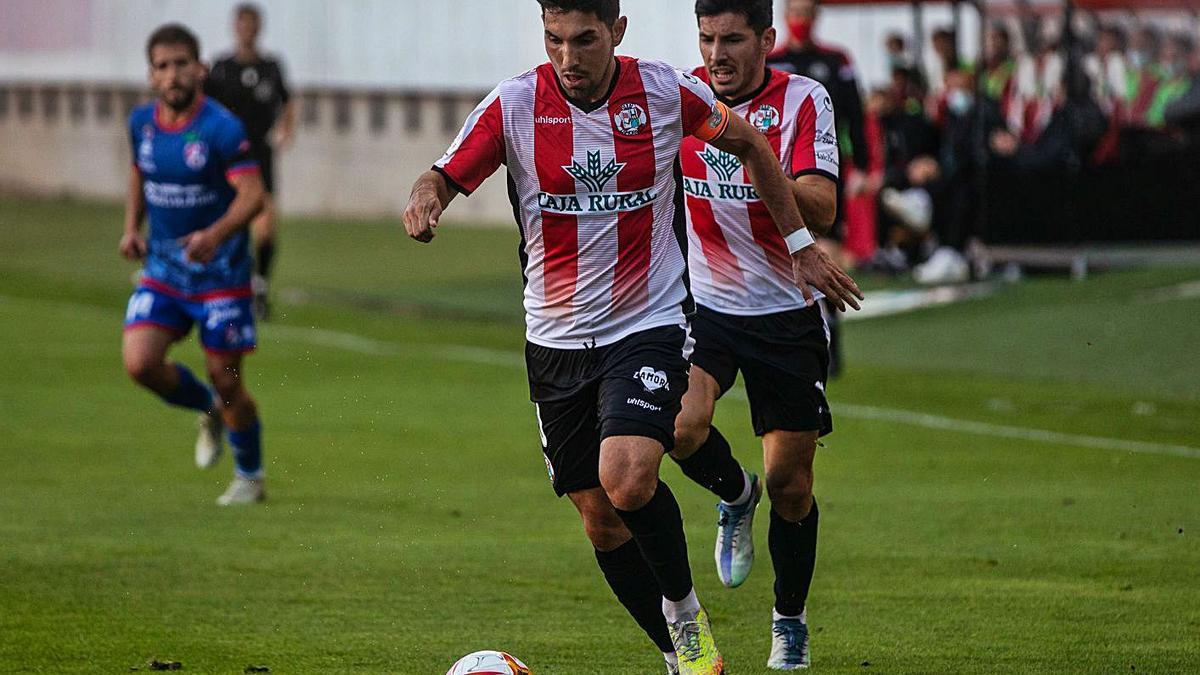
[672,425,747,503]
[769,498,819,617]
[595,539,675,653]
[613,480,693,602]
[256,240,276,280]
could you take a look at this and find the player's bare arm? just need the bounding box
[274,100,297,150]
[792,174,837,236]
[184,171,265,263]
[708,112,862,311]
[403,170,458,244]
[120,165,148,261]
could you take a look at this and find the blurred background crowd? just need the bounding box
[772,0,1200,284]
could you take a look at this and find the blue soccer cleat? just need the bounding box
[714,472,762,588]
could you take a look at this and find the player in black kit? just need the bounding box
[205,3,295,320]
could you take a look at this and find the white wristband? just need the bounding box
[784,228,816,254]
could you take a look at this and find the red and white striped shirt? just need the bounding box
[435,56,727,348]
[681,67,839,315]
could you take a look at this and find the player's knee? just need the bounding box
[765,470,813,520]
[581,514,631,551]
[602,474,658,512]
[124,354,161,388]
[206,366,242,401]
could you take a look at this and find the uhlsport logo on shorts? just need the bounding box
[750,104,781,132]
[614,102,648,136]
[634,366,670,393]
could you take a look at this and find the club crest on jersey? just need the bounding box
[749,104,781,132]
[183,140,208,170]
[613,102,648,136]
[634,367,670,393]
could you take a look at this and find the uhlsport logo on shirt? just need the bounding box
[750,104,781,132]
[684,148,761,202]
[538,150,658,214]
[634,366,670,393]
[613,102,648,136]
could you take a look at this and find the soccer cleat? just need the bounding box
[216,476,265,506]
[768,611,810,670]
[715,473,762,588]
[668,607,723,675]
[195,411,224,469]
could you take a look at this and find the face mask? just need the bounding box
[947,89,973,116]
[788,18,813,44]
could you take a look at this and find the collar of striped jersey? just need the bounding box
[717,67,776,108]
[553,57,622,114]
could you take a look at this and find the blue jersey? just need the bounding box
[129,96,259,296]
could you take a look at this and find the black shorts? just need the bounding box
[250,142,275,193]
[691,304,833,437]
[526,325,691,497]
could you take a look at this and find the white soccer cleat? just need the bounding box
[715,473,762,588]
[768,610,811,670]
[216,476,265,506]
[195,411,224,469]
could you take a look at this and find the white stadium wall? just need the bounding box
[0,0,977,221]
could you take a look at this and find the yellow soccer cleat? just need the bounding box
[668,606,724,675]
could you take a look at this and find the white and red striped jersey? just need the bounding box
[681,67,839,315]
[435,56,727,349]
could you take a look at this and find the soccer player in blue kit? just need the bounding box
[120,24,268,505]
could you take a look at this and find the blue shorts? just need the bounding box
[124,282,257,355]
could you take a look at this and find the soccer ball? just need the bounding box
[446,650,531,675]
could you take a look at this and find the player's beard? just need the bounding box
[163,86,198,112]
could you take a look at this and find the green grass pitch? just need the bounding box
[0,196,1197,673]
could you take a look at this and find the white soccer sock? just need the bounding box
[663,588,701,623]
[663,651,679,666]
[773,607,808,622]
[721,469,754,507]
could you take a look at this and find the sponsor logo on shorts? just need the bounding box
[543,453,556,484]
[204,301,244,330]
[626,397,663,412]
[634,366,670,393]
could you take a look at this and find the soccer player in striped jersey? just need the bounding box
[672,1,844,668]
[402,2,861,672]
[121,25,268,506]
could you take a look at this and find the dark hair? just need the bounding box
[146,23,200,63]
[695,0,774,35]
[537,0,620,26]
[235,3,262,20]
